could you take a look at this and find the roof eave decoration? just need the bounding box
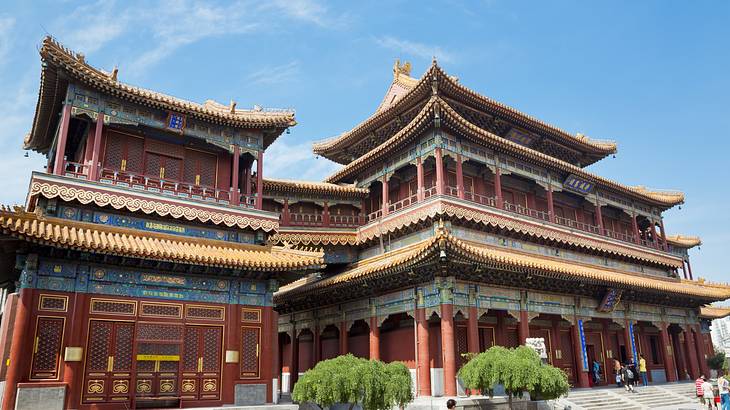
[699,305,730,319]
[324,96,683,209]
[666,234,702,249]
[313,61,617,164]
[26,36,295,151]
[276,228,730,302]
[263,178,369,199]
[0,206,324,271]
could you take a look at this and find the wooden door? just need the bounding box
[478,327,495,351]
[558,329,576,384]
[184,149,217,187]
[134,323,183,400]
[83,320,135,404]
[103,132,144,173]
[585,332,607,385]
[145,153,183,181]
[181,325,223,400]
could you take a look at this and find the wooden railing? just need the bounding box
[63,162,91,180]
[388,194,418,213]
[504,202,550,222]
[329,214,362,228]
[288,213,323,226]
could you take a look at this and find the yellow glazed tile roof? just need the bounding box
[263,178,368,198]
[699,305,730,319]
[0,207,323,271]
[666,234,702,248]
[277,228,730,300]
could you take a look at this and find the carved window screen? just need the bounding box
[30,316,65,379]
[241,308,261,323]
[240,326,260,378]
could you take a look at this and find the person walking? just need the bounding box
[614,359,622,387]
[592,360,602,385]
[718,372,729,410]
[621,363,636,393]
[639,354,648,387]
[699,375,707,405]
[702,376,717,410]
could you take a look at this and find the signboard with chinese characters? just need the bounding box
[504,128,536,146]
[563,174,595,195]
[597,288,623,313]
[166,112,186,133]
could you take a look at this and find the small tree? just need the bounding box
[292,354,413,410]
[458,346,569,409]
[708,351,727,373]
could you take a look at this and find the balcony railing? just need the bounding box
[504,201,550,222]
[289,213,323,227]
[329,214,362,228]
[388,193,418,213]
[554,215,601,235]
[64,161,91,180]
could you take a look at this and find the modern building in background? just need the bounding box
[712,316,730,350]
[0,38,729,410]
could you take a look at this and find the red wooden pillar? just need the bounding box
[456,154,465,199]
[546,186,555,223]
[494,167,503,209]
[685,325,700,378]
[339,322,348,356]
[467,306,479,354]
[415,308,431,396]
[244,166,252,198]
[659,219,668,251]
[271,310,280,400]
[260,307,275,402]
[687,258,694,280]
[88,112,104,181]
[571,321,590,388]
[416,157,425,201]
[381,176,389,216]
[83,123,95,175]
[53,104,72,175]
[672,331,688,380]
[435,148,445,195]
[694,325,709,377]
[282,199,290,226]
[322,202,330,227]
[518,310,529,345]
[64,293,89,409]
[2,288,33,410]
[595,202,604,234]
[313,325,321,365]
[369,316,380,360]
[289,329,299,391]
[659,323,677,382]
[223,302,240,404]
[230,146,240,206]
[255,151,264,209]
[440,303,456,396]
[631,214,640,244]
[495,311,506,346]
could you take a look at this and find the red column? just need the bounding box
[673,331,688,380]
[681,261,688,280]
[546,186,555,223]
[223,302,240,404]
[494,167,503,209]
[381,176,389,217]
[685,326,700,378]
[339,322,348,356]
[256,151,264,209]
[53,104,72,175]
[2,288,33,410]
[571,322,590,388]
[694,325,709,377]
[416,157,425,201]
[83,123,95,171]
[260,308,274,402]
[64,293,89,408]
[456,154,465,199]
[289,329,299,391]
[282,199,290,226]
[88,112,104,181]
[323,202,330,227]
[659,219,668,251]
[435,148,445,195]
[659,323,677,382]
[495,312,506,347]
[244,167,252,198]
[369,316,380,360]
[631,214,640,244]
[518,310,529,345]
[313,326,320,365]
[687,258,694,280]
[271,310,280,400]
[440,303,456,396]
[415,308,432,396]
[595,203,604,234]
[231,146,240,206]
[467,306,479,354]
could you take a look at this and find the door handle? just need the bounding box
[198,357,203,372]
[107,356,114,372]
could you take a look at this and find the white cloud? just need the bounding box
[265,0,344,28]
[264,138,339,181]
[374,36,455,64]
[54,1,128,54]
[246,61,301,85]
[0,15,16,62]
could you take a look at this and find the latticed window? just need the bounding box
[184,149,217,187]
[30,316,65,379]
[102,132,143,172]
[240,326,260,378]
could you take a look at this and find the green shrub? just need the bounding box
[292,354,413,410]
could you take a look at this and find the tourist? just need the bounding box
[614,359,622,387]
[592,360,602,385]
[699,375,708,405]
[718,372,729,410]
[446,399,457,409]
[701,376,717,409]
[639,354,648,387]
[621,363,635,393]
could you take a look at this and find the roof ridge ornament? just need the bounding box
[393,59,412,79]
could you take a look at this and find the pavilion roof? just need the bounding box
[263,178,368,199]
[25,36,296,153]
[324,96,683,209]
[0,207,323,272]
[666,234,702,249]
[313,61,617,166]
[275,227,730,303]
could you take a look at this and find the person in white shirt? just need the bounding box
[702,377,717,410]
[718,372,730,410]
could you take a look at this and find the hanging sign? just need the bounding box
[563,174,595,195]
[597,288,623,312]
[166,112,186,133]
[578,319,588,371]
[504,128,536,146]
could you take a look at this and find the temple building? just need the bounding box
[271,60,730,397]
[0,38,729,410]
[0,37,324,409]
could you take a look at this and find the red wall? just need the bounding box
[381,326,415,368]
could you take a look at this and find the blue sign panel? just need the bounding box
[504,128,536,146]
[578,319,589,371]
[629,322,638,365]
[167,112,186,133]
[563,174,595,195]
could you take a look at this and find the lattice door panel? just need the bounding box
[184,149,217,187]
[181,325,223,400]
[30,316,65,379]
[479,327,495,351]
[83,320,134,404]
[455,326,468,369]
[240,326,261,378]
[135,341,181,398]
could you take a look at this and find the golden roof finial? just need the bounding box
[110,66,118,81]
[229,100,237,114]
[393,59,412,79]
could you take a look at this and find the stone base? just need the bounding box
[234,383,267,406]
[15,385,65,410]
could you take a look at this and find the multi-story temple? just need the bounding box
[0,38,728,409]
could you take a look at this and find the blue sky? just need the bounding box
[0,1,727,287]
